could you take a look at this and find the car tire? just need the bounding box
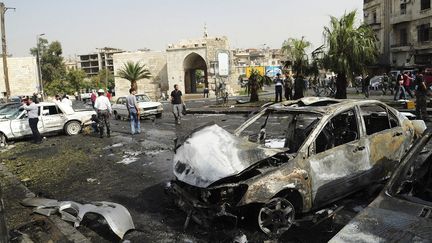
[156,113,162,119]
[64,121,82,136]
[258,197,295,237]
[114,111,121,120]
[0,133,6,148]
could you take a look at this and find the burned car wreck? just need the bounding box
[330,128,432,242]
[167,97,426,237]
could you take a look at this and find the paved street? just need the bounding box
[1,95,406,242]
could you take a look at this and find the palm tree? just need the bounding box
[117,61,152,92]
[323,10,378,99]
[282,37,311,77]
[249,68,271,102]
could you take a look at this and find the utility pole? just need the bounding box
[0,3,14,101]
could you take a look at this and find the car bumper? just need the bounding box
[165,181,238,228]
[140,108,163,117]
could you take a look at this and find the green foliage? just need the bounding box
[117,61,151,92]
[322,10,378,98]
[282,37,311,76]
[90,69,115,89]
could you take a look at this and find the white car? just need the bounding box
[0,102,96,146]
[112,94,163,120]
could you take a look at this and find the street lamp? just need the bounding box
[36,33,45,99]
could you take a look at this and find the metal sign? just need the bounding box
[217,51,229,77]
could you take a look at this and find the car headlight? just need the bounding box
[201,184,248,206]
[157,104,163,110]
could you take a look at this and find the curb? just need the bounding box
[0,162,90,242]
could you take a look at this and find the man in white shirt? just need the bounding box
[22,98,42,143]
[61,95,73,107]
[94,89,112,138]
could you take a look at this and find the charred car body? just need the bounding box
[330,128,432,242]
[167,97,426,236]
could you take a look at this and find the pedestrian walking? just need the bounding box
[362,74,370,98]
[274,73,283,102]
[203,87,209,98]
[394,71,406,100]
[126,88,141,135]
[415,72,429,121]
[171,84,183,125]
[61,95,73,107]
[90,91,97,107]
[94,89,112,138]
[22,98,42,144]
[293,75,305,100]
[404,72,414,98]
[284,74,293,100]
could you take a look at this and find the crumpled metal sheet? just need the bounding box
[21,197,135,239]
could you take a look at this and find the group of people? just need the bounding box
[273,73,306,102]
[54,94,73,107]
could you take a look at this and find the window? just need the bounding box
[400,28,408,45]
[373,11,377,23]
[400,3,407,14]
[418,24,430,42]
[360,104,392,135]
[389,111,400,128]
[43,105,61,115]
[238,111,321,152]
[316,109,359,154]
[421,0,431,10]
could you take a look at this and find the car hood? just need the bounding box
[138,101,161,108]
[329,202,432,242]
[173,124,284,188]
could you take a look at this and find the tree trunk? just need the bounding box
[131,80,138,92]
[250,85,259,102]
[335,74,347,99]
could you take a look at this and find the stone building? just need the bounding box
[166,36,240,96]
[0,57,38,98]
[365,0,432,69]
[113,51,167,100]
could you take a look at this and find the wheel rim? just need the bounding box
[258,197,295,237]
[67,122,81,135]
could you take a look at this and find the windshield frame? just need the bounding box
[136,94,151,102]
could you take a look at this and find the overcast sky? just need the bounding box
[5,0,363,57]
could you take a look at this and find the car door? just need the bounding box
[359,103,407,179]
[118,97,128,117]
[308,108,369,206]
[40,104,67,133]
[10,109,41,137]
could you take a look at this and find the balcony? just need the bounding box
[390,43,412,52]
[390,9,412,24]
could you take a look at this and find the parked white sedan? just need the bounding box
[112,94,163,120]
[0,102,95,146]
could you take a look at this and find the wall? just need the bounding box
[113,51,168,100]
[0,57,38,98]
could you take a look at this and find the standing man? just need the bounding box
[126,88,141,135]
[171,84,183,125]
[90,91,97,107]
[61,95,73,107]
[415,71,429,121]
[284,73,293,100]
[22,98,42,144]
[404,71,414,99]
[274,73,283,102]
[394,70,406,100]
[293,75,305,100]
[94,89,112,138]
[362,74,371,98]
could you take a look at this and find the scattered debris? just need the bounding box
[117,151,142,165]
[86,178,100,184]
[233,233,248,243]
[21,197,135,239]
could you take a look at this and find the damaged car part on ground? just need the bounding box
[167,97,426,237]
[330,128,432,242]
[21,197,135,239]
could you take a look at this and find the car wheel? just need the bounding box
[0,133,6,148]
[156,113,162,119]
[114,111,121,120]
[258,197,295,237]
[65,121,82,136]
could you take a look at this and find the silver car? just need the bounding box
[112,94,163,120]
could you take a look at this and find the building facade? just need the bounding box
[78,47,124,76]
[390,0,432,68]
[0,57,39,98]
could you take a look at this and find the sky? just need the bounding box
[4,0,363,58]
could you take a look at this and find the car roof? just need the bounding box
[268,97,387,115]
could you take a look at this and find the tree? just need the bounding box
[30,38,67,86]
[67,69,88,92]
[91,69,115,90]
[282,37,311,77]
[117,61,151,92]
[249,68,272,102]
[323,10,378,99]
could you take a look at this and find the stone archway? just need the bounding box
[183,53,207,94]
